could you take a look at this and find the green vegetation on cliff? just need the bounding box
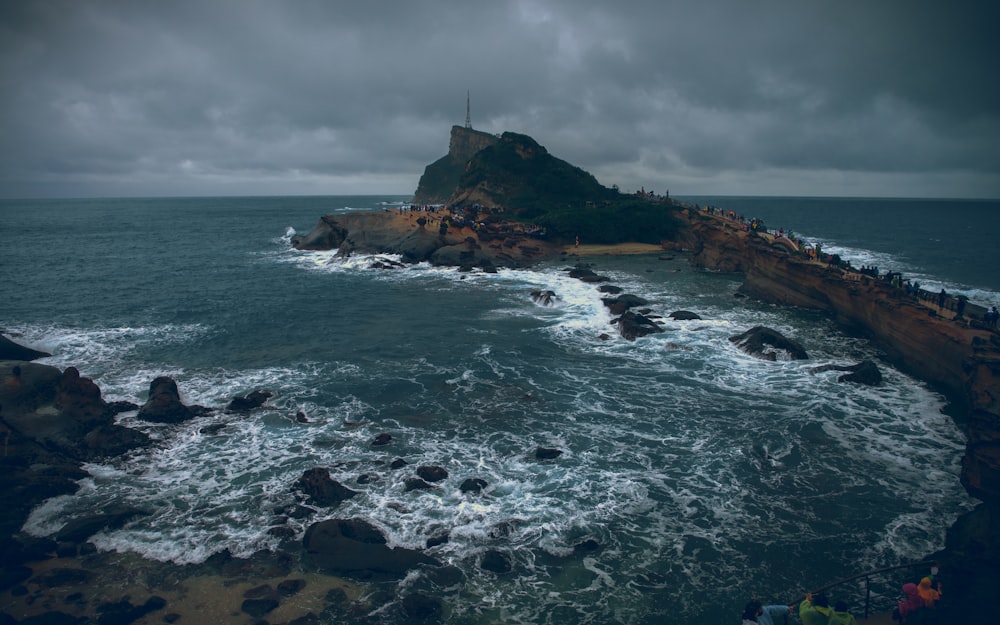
[455,132,679,244]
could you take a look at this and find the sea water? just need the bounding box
[1,195,995,624]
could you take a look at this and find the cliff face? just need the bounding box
[413,126,498,204]
[682,209,1000,621]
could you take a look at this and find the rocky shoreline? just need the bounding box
[677,207,1000,622]
[3,205,997,623]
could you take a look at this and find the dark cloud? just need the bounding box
[1,0,997,198]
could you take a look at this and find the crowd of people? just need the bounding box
[699,204,999,331]
[741,566,944,624]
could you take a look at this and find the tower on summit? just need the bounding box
[465,90,472,129]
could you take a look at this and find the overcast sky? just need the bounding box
[2,0,998,199]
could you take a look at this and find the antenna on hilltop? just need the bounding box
[465,90,472,129]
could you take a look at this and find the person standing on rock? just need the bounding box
[937,289,947,311]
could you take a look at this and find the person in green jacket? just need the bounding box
[799,592,833,625]
[827,600,857,625]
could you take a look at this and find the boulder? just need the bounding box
[0,334,51,361]
[602,294,650,315]
[567,267,609,283]
[137,377,207,424]
[55,367,107,422]
[669,310,702,320]
[302,518,439,580]
[531,290,557,306]
[811,360,882,385]
[226,389,273,412]
[405,478,434,492]
[416,465,448,483]
[613,311,666,341]
[729,326,808,361]
[460,478,488,494]
[294,468,359,507]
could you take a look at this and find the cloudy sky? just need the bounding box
[2,0,998,199]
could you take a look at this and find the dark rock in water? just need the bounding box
[33,568,92,587]
[244,584,278,600]
[481,549,512,574]
[416,465,448,483]
[226,389,273,412]
[598,284,623,294]
[602,294,650,315]
[574,538,601,554]
[54,507,146,545]
[405,477,434,492]
[303,518,439,580]
[278,579,307,596]
[460,478,488,494]
[0,565,32,591]
[535,447,562,460]
[614,310,666,341]
[295,468,360,507]
[137,376,209,424]
[241,598,279,618]
[390,458,409,469]
[811,360,882,385]
[567,267,609,283]
[530,290,558,306]
[372,433,392,446]
[403,593,443,621]
[96,595,167,625]
[669,310,702,320]
[0,334,51,360]
[729,326,808,361]
[15,611,84,625]
[426,531,450,548]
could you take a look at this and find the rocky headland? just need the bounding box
[676,207,1000,622]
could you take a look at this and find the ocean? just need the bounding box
[1,195,996,624]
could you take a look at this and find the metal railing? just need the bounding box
[789,560,935,619]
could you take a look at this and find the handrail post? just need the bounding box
[864,575,871,619]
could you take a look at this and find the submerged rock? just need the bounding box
[669,310,702,320]
[295,467,360,507]
[303,518,439,580]
[811,360,882,385]
[729,326,808,361]
[226,389,273,412]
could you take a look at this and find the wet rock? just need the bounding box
[241,598,279,618]
[226,389,273,412]
[602,294,649,315]
[137,376,209,424]
[426,531,450,548]
[16,612,84,625]
[0,334,51,360]
[669,310,702,320]
[535,447,562,460]
[390,458,409,469]
[33,568,92,587]
[460,478,488,494]
[95,596,166,625]
[811,360,883,385]
[729,326,808,361]
[372,433,392,446]
[598,284,623,294]
[613,310,665,341]
[416,465,448,482]
[567,267,609,283]
[405,477,434,491]
[481,549,512,574]
[294,468,359,507]
[54,507,146,545]
[402,593,443,621]
[289,613,321,625]
[243,584,278,600]
[278,578,307,596]
[303,518,439,580]
[530,290,557,306]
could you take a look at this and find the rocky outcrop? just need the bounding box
[291,211,560,270]
[302,518,439,580]
[729,326,809,361]
[682,208,1000,622]
[0,334,51,361]
[613,310,665,341]
[136,376,209,424]
[414,126,499,205]
[294,467,360,508]
[811,360,883,385]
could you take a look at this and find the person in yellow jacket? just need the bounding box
[799,592,833,625]
[827,600,857,625]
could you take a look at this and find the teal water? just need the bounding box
[0,196,989,624]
